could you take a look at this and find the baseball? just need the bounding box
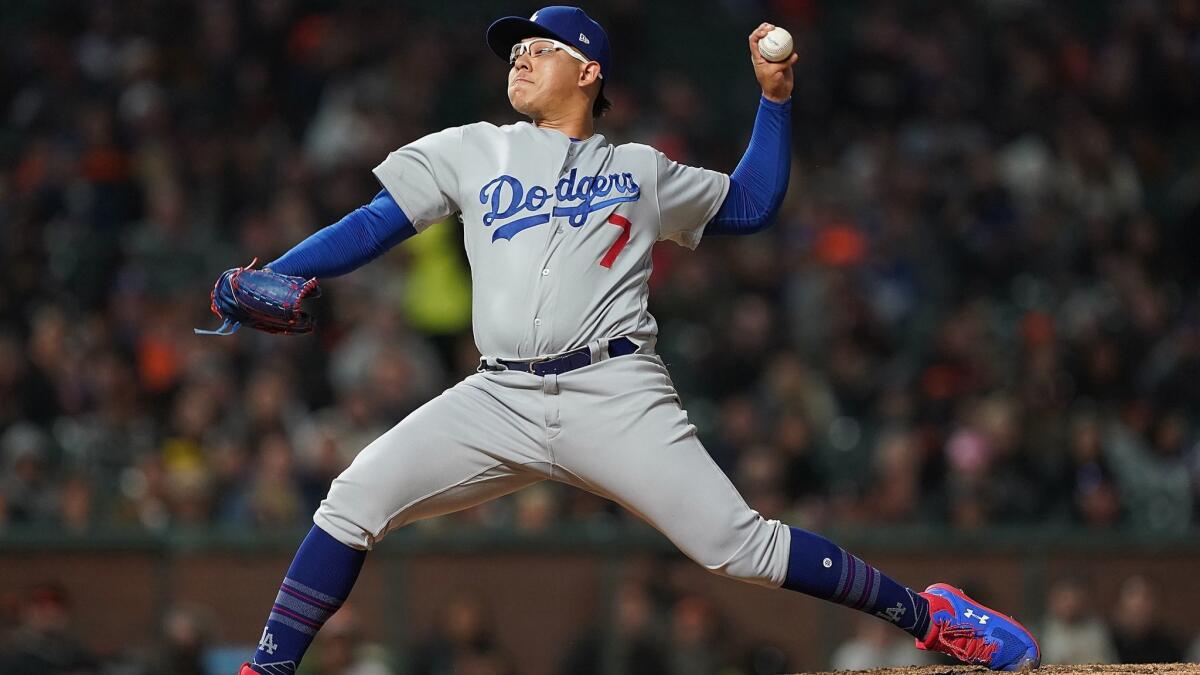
[758,25,793,62]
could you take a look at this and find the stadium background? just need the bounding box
[1,0,1199,673]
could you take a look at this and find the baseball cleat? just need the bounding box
[240,662,295,675]
[915,583,1040,671]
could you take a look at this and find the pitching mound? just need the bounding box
[793,665,1199,675]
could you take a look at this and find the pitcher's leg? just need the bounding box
[316,372,548,547]
[558,356,1041,671]
[248,374,546,675]
[555,355,930,633]
[249,525,366,675]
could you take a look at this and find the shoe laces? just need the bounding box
[932,620,999,665]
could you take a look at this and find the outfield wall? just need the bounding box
[2,525,1197,674]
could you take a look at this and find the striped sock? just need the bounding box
[251,525,366,675]
[782,527,930,640]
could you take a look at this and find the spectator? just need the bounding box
[864,428,922,523]
[513,483,558,532]
[56,472,95,532]
[666,595,734,675]
[830,614,935,670]
[305,606,394,675]
[1110,575,1183,664]
[247,433,305,528]
[1039,575,1118,665]
[410,595,510,675]
[0,584,96,675]
[558,580,668,675]
[0,425,57,525]
[1104,412,1193,532]
[1054,409,1122,527]
[134,605,214,675]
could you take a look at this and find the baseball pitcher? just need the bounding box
[207,7,1040,674]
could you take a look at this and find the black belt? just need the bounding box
[494,337,637,376]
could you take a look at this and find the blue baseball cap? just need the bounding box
[486,6,610,79]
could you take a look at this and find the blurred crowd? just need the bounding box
[4,571,1200,674]
[2,0,1200,554]
[6,2,1200,672]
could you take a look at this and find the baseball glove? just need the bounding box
[194,258,321,336]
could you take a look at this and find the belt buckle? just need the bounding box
[525,354,554,375]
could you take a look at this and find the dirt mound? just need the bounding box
[793,665,1199,675]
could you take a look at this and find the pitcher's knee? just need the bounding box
[693,517,791,588]
[313,500,376,550]
[315,463,415,550]
[313,476,407,550]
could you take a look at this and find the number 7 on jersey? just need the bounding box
[600,214,632,268]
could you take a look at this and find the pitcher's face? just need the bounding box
[507,37,598,118]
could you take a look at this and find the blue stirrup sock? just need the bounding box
[783,526,931,639]
[250,525,367,674]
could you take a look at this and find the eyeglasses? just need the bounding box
[509,38,602,78]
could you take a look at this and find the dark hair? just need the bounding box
[592,80,611,118]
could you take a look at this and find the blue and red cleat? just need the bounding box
[915,583,1041,671]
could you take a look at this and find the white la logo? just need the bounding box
[258,627,278,654]
[877,602,907,624]
[963,608,990,625]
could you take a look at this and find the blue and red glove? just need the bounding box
[195,258,321,336]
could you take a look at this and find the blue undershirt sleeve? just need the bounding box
[706,96,792,235]
[266,189,417,278]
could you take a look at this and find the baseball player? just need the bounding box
[211,7,1040,674]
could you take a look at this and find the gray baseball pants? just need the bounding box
[314,348,792,588]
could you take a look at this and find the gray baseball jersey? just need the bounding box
[315,122,793,592]
[372,122,729,359]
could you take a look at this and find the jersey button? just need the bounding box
[534,318,542,326]
[541,268,550,276]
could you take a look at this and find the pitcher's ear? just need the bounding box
[579,61,602,86]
